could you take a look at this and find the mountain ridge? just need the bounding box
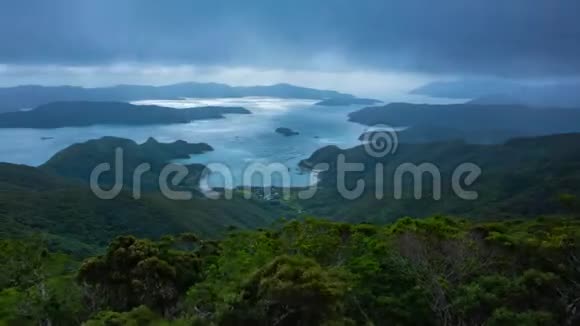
[0,82,357,113]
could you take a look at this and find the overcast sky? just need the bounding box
[0,0,578,97]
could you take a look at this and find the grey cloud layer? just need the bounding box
[1,0,579,77]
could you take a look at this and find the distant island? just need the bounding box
[0,82,359,113]
[315,98,382,106]
[412,79,580,108]
[275,127,300,136]
[348,102,580,143]
[0,101,251,128]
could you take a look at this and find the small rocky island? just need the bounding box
[275,127,300,136]
[139,137,213,158]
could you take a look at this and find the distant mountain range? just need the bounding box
[0,82,356,113]
[0,101,250,128]
[412,79,580,108]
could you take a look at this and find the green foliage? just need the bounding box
[77,235,213,316]
[1,217,579,325]
[185,217,580,325]
[487,308,554,326]
[0,238,84,325]
[222,255,350,325]
[83,305,161,326]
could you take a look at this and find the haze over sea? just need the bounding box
[0,95,462,187]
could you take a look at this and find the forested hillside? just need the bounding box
[298,133,580,221]
[0,163,292,257]
[1,133,579,324]
[1,217,579,325]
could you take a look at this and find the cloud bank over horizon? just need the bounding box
[0,0,578,93]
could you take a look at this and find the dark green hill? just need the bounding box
[0,136,295,256]
[0,163,291,257]
[41,136,212,190]
[298,133,580,221]
[0,101,250,128]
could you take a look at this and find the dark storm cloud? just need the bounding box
[1,0,579,77]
